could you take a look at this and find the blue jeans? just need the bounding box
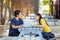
[42,32,54,39]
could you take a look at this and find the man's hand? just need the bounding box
[18,25,24,28]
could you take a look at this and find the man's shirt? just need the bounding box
[9,18,23,36]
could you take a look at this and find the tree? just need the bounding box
[0,0,10,25]
[43,0,51,5]
[0,0,4,25]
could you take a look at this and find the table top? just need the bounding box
[43,16,53,18]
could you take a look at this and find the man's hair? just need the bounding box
[14,10,21,17]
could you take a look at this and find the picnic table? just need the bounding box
[17,17,43,40]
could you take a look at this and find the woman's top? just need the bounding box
[40,19,51,32]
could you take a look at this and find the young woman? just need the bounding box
[33,13,55,40]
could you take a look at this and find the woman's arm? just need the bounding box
[32,23,44,28]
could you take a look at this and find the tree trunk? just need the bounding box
[3,0,10,24]
[9,0,12,21]
[34,0,39,13]
[0,0,1,24]
[50,0,53,16]
[1,0,4,25]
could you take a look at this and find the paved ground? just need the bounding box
[49,20,60,40]
[0,19,60,40]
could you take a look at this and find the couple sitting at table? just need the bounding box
[9,10,54,39]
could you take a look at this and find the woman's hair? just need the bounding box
[35,13,48,25]
[35,13,43,19]
[14,10,21,17]
[35,13,43,25]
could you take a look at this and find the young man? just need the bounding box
[9,10,24,36]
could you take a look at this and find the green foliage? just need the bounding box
[42,0,51,5]
[39,0,51,14]
[42,0,51,13]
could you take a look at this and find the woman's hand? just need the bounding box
[32,23,39,27]
[32,23,37,26]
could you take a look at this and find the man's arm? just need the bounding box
[12,25,24,29]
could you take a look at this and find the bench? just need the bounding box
[43,16,57,25]
[18,27,42,37]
